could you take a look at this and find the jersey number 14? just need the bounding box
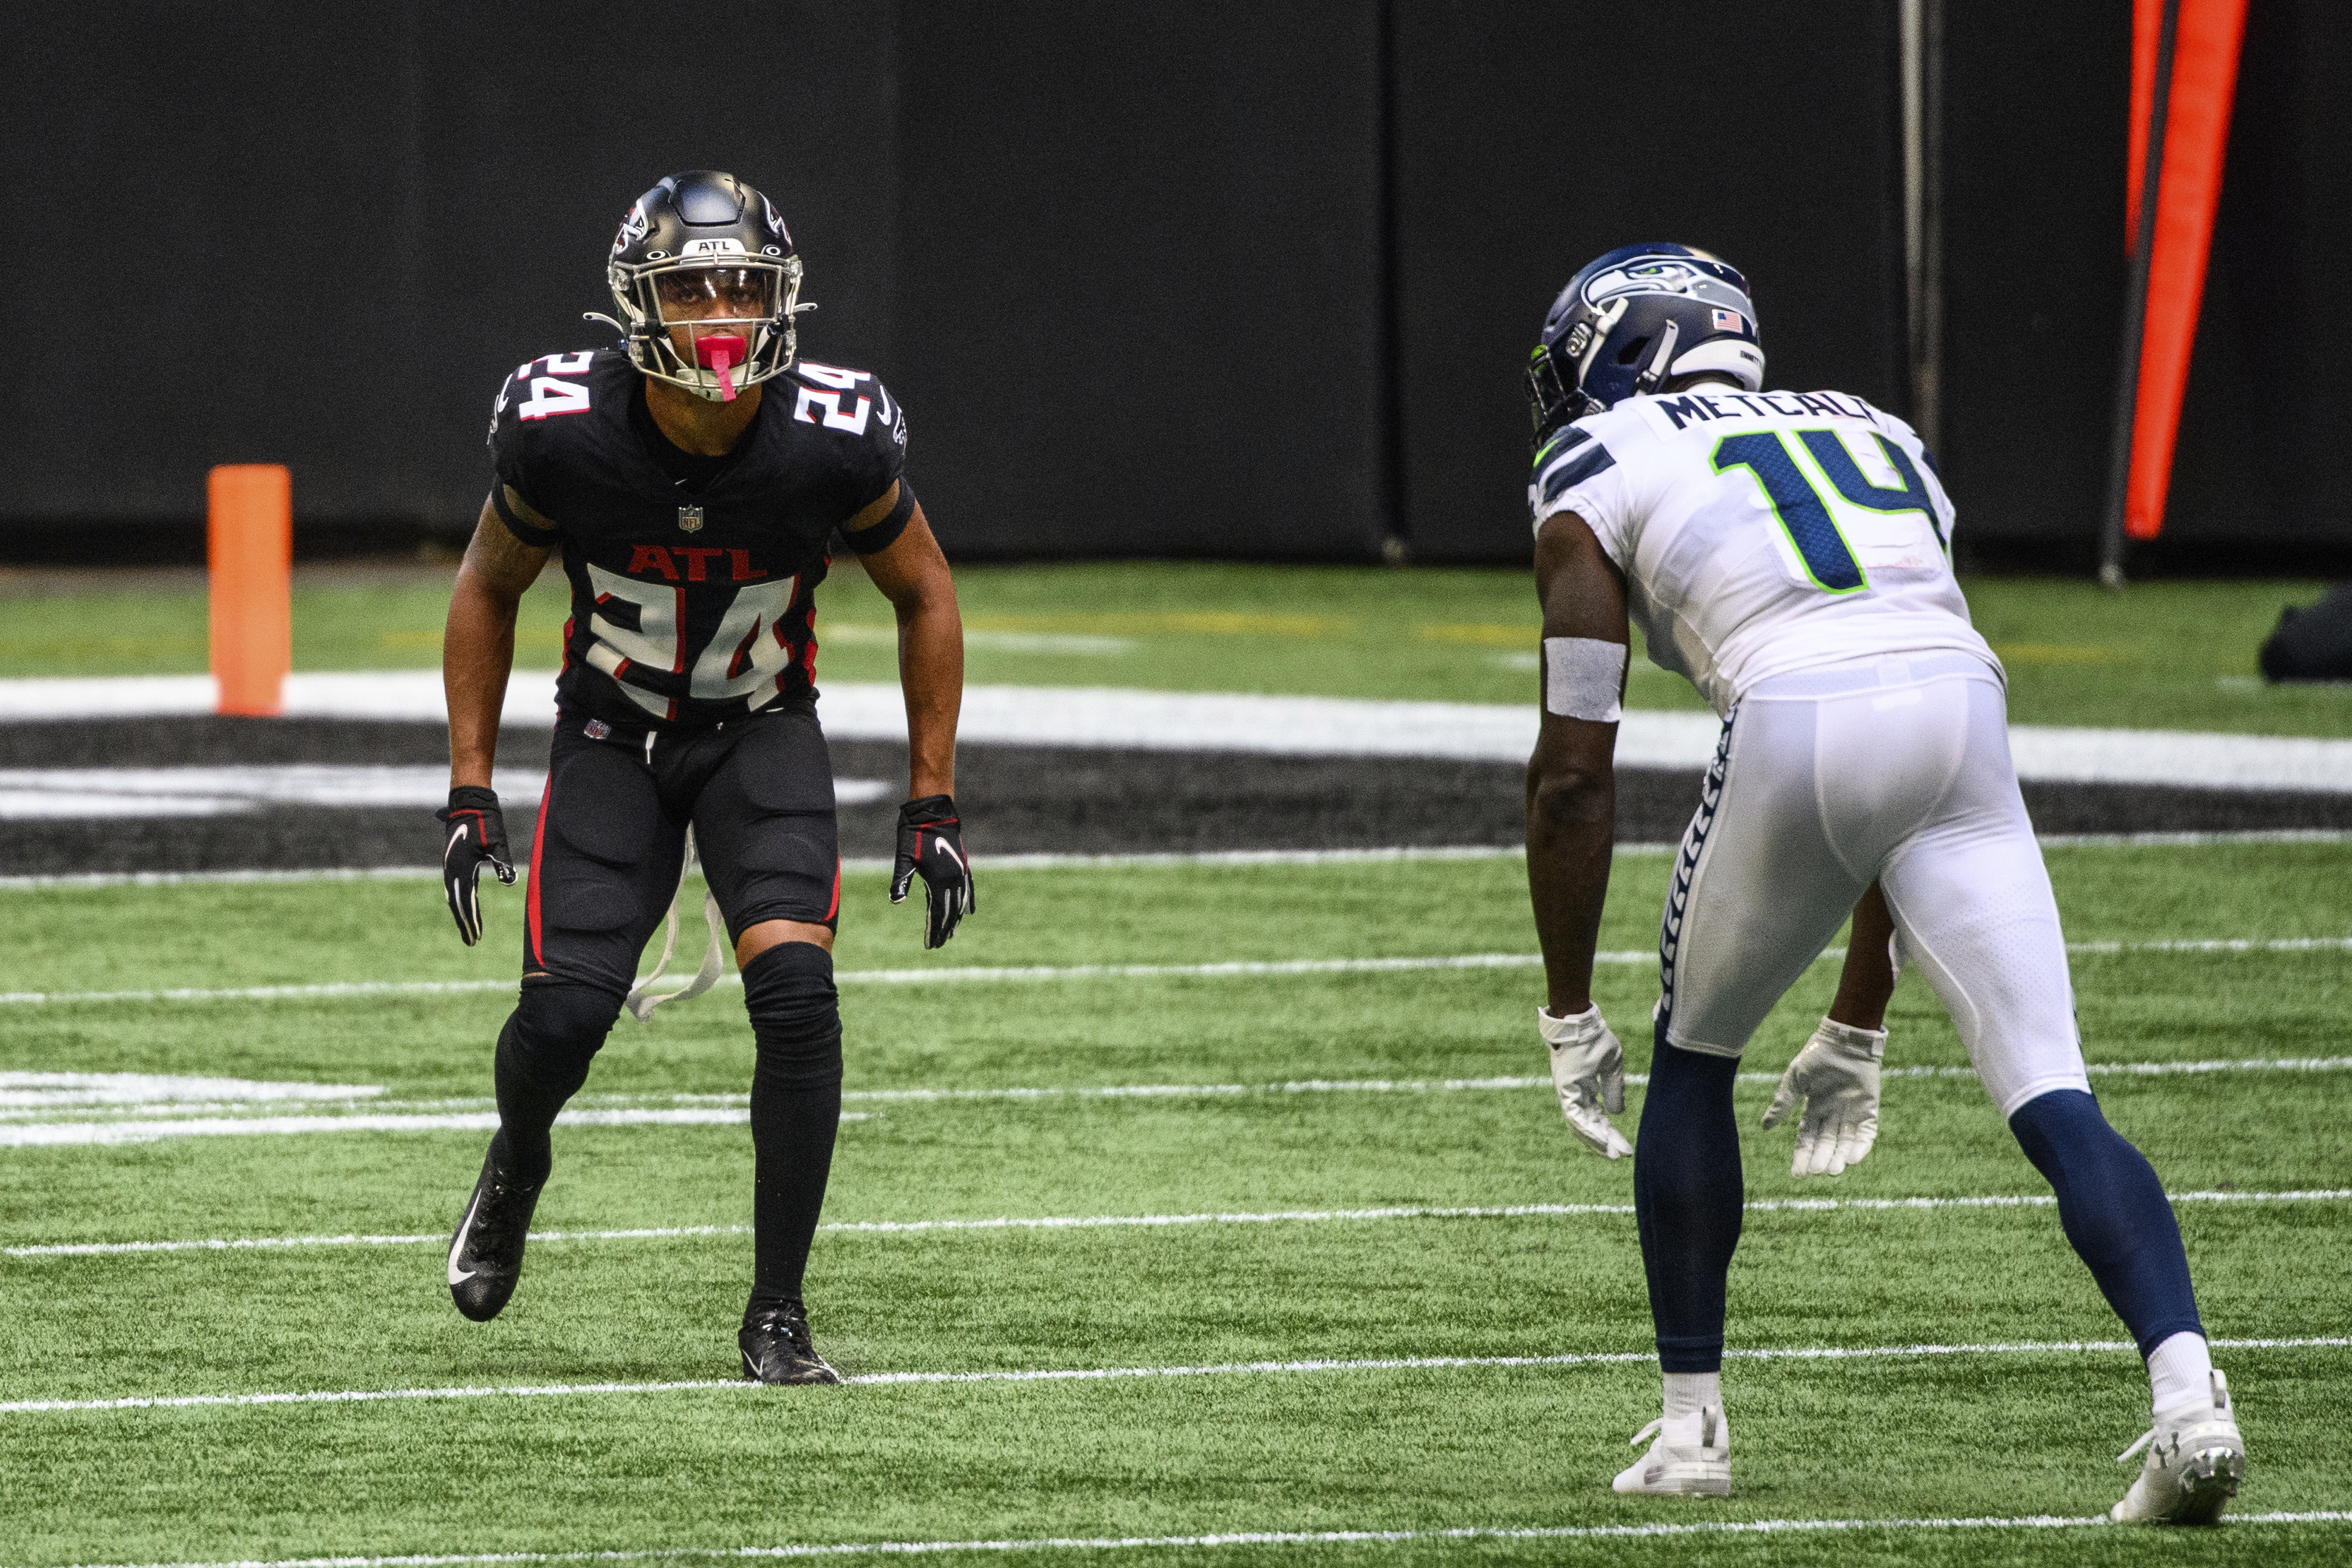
[1712,430,1944,594]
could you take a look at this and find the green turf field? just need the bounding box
[3,843,2346,1563]
[4,562,2348,736]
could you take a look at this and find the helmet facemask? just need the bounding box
[608,251,805,402]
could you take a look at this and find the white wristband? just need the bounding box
[1542,637,1626,722]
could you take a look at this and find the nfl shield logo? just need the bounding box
[1711,308,1746,334]
[677,504,704,533]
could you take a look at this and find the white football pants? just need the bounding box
[1657,651,2091,1116]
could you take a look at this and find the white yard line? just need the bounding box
[6,932,2348,1009]
[11,1189,2344,1259]
[0,1072,381,1109]
[40,1512,2352,1568]
[0,768,890,821]
[11,1054,2348,1128]
[4,1058,2346,1146]
[5,1335,2344,1418]
[0,1109,869,1149]
[0,827,2344,891]
[11,675,2351,788]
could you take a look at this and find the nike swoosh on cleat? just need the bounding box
[448,1191,482,1285]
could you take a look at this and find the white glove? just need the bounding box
[1539,1005,1633,1160]
[1760,1016,1886,1177]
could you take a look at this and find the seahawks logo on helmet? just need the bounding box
[1581,256,1751,315]
[1527,243,1766,446]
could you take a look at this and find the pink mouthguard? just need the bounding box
[695,334,749,400]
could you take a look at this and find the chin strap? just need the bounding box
[1633,319,1682,397]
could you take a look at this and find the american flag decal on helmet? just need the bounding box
[1712,308,1746,333]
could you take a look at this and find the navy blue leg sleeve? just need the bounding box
[1633,1031,1746,1373]
[742,942,844,1312]
[2008,1088,2203,1356]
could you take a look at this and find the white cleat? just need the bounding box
[2110,1370,2245,1525]
[1612,1406,1731,1497]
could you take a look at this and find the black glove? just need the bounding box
[891,794,975,948]
[436,785,516,946]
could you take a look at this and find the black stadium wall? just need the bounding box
[1,3,2344,565]
[1389,1,1910,562]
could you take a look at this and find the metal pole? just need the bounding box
[2101,0,2180,590]
[1900,0,1945,461]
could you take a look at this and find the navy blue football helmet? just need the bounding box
[1527,244,1765,443]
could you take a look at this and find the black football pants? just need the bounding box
[522,703,842,990]
[488,703,848,1312]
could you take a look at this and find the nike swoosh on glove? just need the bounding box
[435,785,516,946]
[891,794,975,948]
[1760,1016,1887,1176]
[1538,1005,1633,1159]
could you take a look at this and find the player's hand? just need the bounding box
[435,785,516,946]
[891,794,974,948]
[1539,1005,1633,1159]
[1761,1016,1887,1177]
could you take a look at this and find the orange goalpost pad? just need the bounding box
[2125,0,2247,542]
[208,463,292,717]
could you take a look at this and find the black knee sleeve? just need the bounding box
[500,979,624,1103]
[742,942,843,1093]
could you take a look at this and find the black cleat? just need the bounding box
[446,1146,542,1322]
[740,1301,845,1385]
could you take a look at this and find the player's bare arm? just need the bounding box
[432,489,552,946]
[1526,509,1628,1014]
[444,488,552,789]
[1830,882,1896,1031]
[852,482,976,948]
[851,482,963,801]
[1525,507,1636,1160]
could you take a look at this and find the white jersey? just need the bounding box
[1529,386,1998,716]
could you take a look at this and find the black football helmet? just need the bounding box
[1527,244,1765,446]
[603,171,809,402]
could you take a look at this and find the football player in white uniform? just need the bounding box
[1521,246,2243,1522]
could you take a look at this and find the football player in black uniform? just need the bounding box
[434,170,975,1384]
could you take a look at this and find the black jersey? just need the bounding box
[485,349,911,730]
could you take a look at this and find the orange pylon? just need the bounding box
[208,464,292,716]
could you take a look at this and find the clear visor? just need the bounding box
[652,264,782,326]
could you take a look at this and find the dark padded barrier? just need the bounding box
[1937,3,2130,554]
[5,5,2339,566]
[1389,2,1909,564]
[1942,0,2352,562]
[885,5,1388,560]
[0,4,897,545]
[2162,0,2352,552]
